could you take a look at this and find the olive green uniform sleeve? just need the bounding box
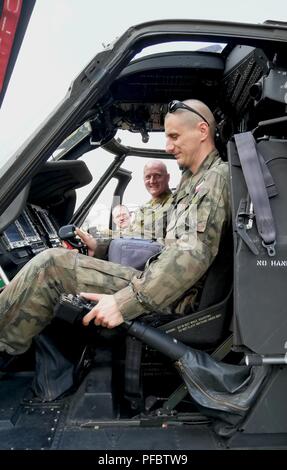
[114,157,230,320]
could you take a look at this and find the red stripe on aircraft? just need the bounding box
[0,0,23,92]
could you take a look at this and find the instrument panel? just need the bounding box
[2,209,40,250]
[1,205,61,252]
[0,158,91,284]
[0,204,62,282]
[29,205,60,248]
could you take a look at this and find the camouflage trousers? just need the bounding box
[0,248,139,355]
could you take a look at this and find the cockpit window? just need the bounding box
[132,41,226,61]
[52,122,92,161]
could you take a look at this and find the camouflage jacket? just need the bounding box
[130,189,173,239]
[114,149,231,319]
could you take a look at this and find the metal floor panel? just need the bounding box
[0,372,67,449]
[0,372,221,450]
[53,425,220,450]
[1,372,286,450]
[0,372,33,433]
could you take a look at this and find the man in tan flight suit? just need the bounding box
[0,99,230,361]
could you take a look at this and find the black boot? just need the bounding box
[0,351,15,371]
[73,344,94,387]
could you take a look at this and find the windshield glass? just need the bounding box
[132,41,226,60]
[0,38,226,172]
[51,122,92,161]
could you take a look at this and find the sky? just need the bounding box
[1,0,287,224]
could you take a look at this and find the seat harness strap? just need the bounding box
[234,132,277,256]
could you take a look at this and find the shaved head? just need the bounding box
[144,160,168,174]
[165,99,216,173]
[167,99,216,138]
[143,159,170,199]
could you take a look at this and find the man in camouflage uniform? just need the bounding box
[130,159,173,239]
[88,159,173,243]
[0,99,230,359]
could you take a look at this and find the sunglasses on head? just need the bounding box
[168,100,209,126]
